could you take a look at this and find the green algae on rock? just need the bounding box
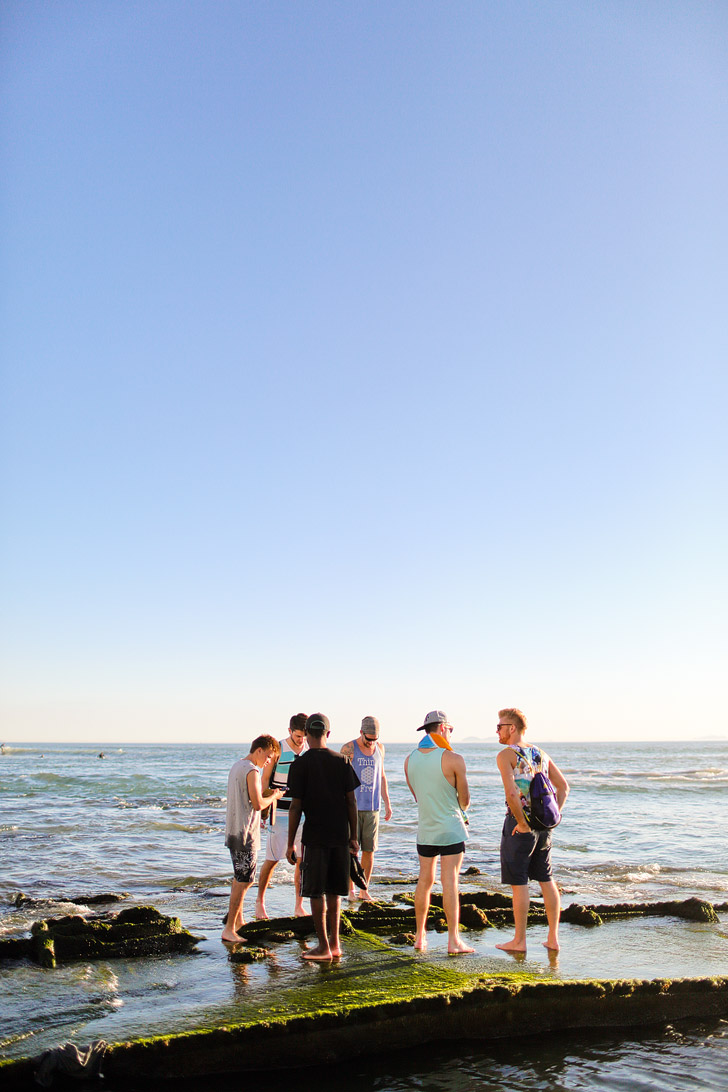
[228,946,269,963]
[583,897,719,923]
[0,906,199,968]
[8,970,724,1088]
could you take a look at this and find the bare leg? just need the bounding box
[359,849,374,901]
[255,859,276,919]
[222,879,250,942]
[414,856,437,951]
[441,852,474,955]
[496,884,529,951]
[294,859,307,916]
[327,896,342,957]
[303,895,332,960]
[540,879,561,951]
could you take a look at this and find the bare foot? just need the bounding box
[359,889,373,902]
[254,902,269,921]
[330,947,342,958]
[448,940,475,955]
[543,940,560,951]
[414,937,428,951]
[496,939,526,952]
[294,905,308,917]
[347,890,358,901]
[221,929,244,944]
[302,946,333,961]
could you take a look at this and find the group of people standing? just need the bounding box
[223,707,569,962]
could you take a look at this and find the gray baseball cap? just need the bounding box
[416,710,451,732]
[360,716,380,739]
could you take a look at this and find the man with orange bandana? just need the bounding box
[404,710,474,955]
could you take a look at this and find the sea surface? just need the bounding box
[2,739,727,1089]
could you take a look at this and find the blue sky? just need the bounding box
[2,1,726,743]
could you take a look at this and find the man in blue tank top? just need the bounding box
[404,710,474,955]
[341,716,392,901]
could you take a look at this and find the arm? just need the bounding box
[247,769,283,811]
[261,758,278,795]
[443,751,470,811]
[379,744,392,820]
[404,755,417,802]
[496,749,530,833]
[340,740,355,761]
[346,790,359,856]
[545,755,570,811]
[285,798,303,864]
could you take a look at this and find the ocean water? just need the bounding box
[1,739,727,1089]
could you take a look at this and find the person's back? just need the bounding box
[406,747,467,846]
[404,710,473,956]
[286,713,360,962]
[291,748,354,846]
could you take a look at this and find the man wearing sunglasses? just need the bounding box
[495,708,569,953]
[341,716,392,901]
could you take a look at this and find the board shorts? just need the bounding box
[265,812,303,863]
[357,810,380,853]
[500,813,553,885]
[229,835,257,884]
[300,844,350,898]
[416,841,465,858]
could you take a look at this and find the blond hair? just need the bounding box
[498,708,527,733]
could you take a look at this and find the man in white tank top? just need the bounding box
[256,713,309,919]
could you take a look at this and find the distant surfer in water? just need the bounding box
[404,710,474,955]
[495,708,569,953]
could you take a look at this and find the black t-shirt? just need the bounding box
[287,748,360,847]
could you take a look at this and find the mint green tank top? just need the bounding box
[407,747,467,845]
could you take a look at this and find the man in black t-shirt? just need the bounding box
[287,713,359,960]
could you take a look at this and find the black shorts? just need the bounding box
[500,813,553,885]
[417,841,465,858]
[229,837,257,884]
[300,844,350,898]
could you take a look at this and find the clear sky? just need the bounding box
[2,1,726,744]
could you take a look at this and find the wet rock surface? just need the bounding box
[12,892,129,909]
[584,897,719,923]
[351,902,447,936]
[0,906,199,967]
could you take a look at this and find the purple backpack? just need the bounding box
[517,746,562,831]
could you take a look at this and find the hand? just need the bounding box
[285,847,297,864]
[349,838,360,856]
[383,804,392,822]
[513,823,531,835]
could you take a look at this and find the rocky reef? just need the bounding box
[0,906,199,968]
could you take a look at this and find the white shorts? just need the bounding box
[265,814,303,862]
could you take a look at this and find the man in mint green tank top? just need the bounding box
[404,710,474,955]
